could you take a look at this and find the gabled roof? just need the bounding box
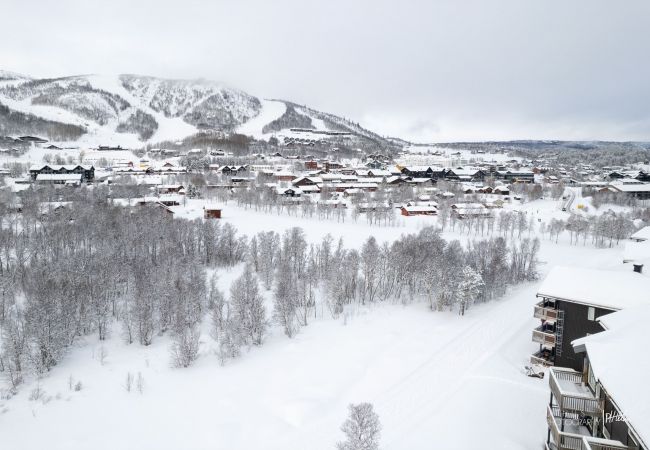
[630,226,650,241]
[291,176,322,185]
[367,169,391,177]
[402,205,437,212]
[610,181,650,192]
[275,186,302,195]
[448,168,483,176]
[30,164,93,171]
[623,240,650,263]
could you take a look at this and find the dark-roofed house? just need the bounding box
[29,164,95,182]
[496,169,535,183]
[19,135,48,144]
[400,166,445,179]
[609,181,650,200]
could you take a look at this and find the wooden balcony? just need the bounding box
[581,437,629,450]
[549,368,601,415]
[547,404,589,450]
[535,303,559,321]
[546,406,626,450]
[533,325,556,347]
[531,350,554,366]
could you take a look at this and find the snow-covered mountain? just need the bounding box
[0,71,396,148]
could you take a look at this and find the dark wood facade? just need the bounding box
[554,300,612,371]
[204,208,222,219]
[532,295,613,371]
[400,166,446,179]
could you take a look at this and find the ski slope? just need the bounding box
[87,74,199,144]
[236,99,286,139]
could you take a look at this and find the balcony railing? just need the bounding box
[535,303,559,321]
[547,405,588,450]
[550,368,601,415]
[581,438,628,450]
[531,350,554,366]
[547,405,629,450]
[533,326,556,347]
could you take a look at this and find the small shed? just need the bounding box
[204,205,222,219]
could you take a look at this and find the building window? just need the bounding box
[588,306,595,321]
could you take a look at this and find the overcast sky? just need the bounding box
[2,0,649,142]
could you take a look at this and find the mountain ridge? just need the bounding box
[0,71,399,149]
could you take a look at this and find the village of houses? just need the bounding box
[8,137,650,224]
[2,137,650,450]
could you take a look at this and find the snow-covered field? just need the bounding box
[172,199,417,246]
[0,193,630,450]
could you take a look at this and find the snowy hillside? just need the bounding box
[0,71,395,148]
[0,70,31,82]
[234,98,400,146]
[119,74,261,131]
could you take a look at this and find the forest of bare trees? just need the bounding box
[0,186,539,394]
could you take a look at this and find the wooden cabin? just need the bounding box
[401,205,437,216]
[203,206,222,219]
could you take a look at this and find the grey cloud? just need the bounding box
[1,0,649,142]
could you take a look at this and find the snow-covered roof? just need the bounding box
[451,203,485,209]
[291,176,322,185]
[537,266,650,310]
[630,226,650,242]
[497,168,534,175]
[402,205,437,212]
[30,164,93,171]
[610,182,650,192]
[299,185,321,192]
[320,174,341,181]
[275,186,302,194]
[449,168,482,176]
[623,240,650,263]
[38,201,72,213]
[402,165,444,172]
[407,178,433,184]
[572,305,650,448]
[156,194,182,203]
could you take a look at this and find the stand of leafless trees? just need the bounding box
[0,186,539,392]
